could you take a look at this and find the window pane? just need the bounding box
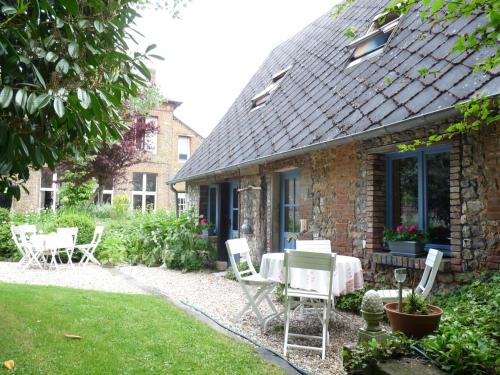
[144,131,157,152]
[427,152,450,244]
[284,179,293,204]
[178,136,190,160]
[145,195,155,211]
[392,157,418,227]
[232,188,238,209]
[132,173,143,191]
[40,191,54,209]
[41,168,53,188]
[133,195,142,210]
[232,210,238,231]
[103,194,112,204]
[103,178,113,190]
[146,174,156,192]
[209,187,217,224]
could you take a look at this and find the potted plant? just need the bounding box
[384,290,443,338]
[383,225,425,257]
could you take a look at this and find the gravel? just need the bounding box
[0,262,363,375]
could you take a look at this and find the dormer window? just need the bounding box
[251,66,291,110]
[347,12,400,68]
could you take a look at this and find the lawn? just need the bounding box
[0,283,283,375]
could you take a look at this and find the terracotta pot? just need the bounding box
[384,302,443,338]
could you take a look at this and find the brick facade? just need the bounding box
[11,101,203,213]
[186,122,499,282]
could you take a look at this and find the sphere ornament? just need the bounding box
[359,290,387,344]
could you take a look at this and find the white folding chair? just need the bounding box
[226,238,278,330]
[75,226,103,265]
[11,226,29,266]
[283,250,336,360]
[296,240,331,253]
[377,249,444,303]
[18,229,46,270]
[56,227,79,266]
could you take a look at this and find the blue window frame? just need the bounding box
[385,145,451,236]
[207,184,219,235]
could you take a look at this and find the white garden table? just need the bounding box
[260,252,364,296]
[30,233,75,270]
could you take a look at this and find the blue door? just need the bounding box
[228,181,240,239]
[280,169,299,251]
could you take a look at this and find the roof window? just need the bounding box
[347,12,400,68]
[251,66,291,110]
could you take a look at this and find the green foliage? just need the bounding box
[96,223,128,266]
[58,172,96,207]
[0,0,159,199]
[46,213,95,245]
[344,26,358,39]
[225,261,260,281]
[383,226,425,243]
[163,209,217,272]
[402,291,430,314]
[343,333,414,373]
[422,273,500,374]
[124,84,165,116]
[336,287,367,313]
[0,207,17,259]
[112,194,130,219]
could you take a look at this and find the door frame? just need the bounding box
[279,169,299,251]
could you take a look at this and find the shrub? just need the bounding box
[112,194,129,219]
[336,287,367,313]
[0,208,17,260]
[163,209,216,272]
[96,224,128,266]
[46,214,95,245]
[58,172,96,207]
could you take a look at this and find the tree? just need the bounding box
[333,0,499,149]
[59,83,163,204]
[0,0,161,200]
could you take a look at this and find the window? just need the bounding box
[347,12,400,68]
[386,146,450,244]
[135,117,158,153]
[40,168,58,211]
[207,185,218,234]
[251,66,291,110]
[177,192,186,213]
[178,136,190,161]
[94,178,114,204]
[132,173,157,212]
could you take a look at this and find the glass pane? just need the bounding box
[209,187,217,225]
[133,195,142,210]
[232,188,238,209]
[353,33,390,59]
[392,157,418,227]
[427,152,450,244]
[132,173,143,191]
[144,131,157,152]
[103,178,113,190]
[294,207,300,233]
[232,210,238,231]
[145,195,155,211]
[146,174,156,192]
[285,207,298,232]
[103,194,112,204]
[41,191,54,209]
[41,168,53,188]
[284,179,294,205]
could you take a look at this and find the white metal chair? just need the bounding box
[226,238,278,330]
[377,249,444,303]
[75,226,103,265]
[283,250,336,360]
[14,226,46,270]
[11,226,29,266]
[296,240,331,253]
[56,227,79,266]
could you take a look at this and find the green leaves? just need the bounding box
[15,89,28,109]
[77,88,91,109]
[94,20,105,33]
[0,86,13,108]
[26,93,38,114]
[68,42,79,58]
[34,93,51,109]
[55,58,70,74]
[53,97,65,118]
[45,51,58,62]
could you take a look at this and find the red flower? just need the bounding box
[408,224,418,233]
[396,225,406,233]
[200,217,207,224]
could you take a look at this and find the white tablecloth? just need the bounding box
[30,233,74,250]
[260,253,364,296]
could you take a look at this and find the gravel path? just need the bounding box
[0,262,362,374]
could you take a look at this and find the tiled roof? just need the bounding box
[172,0,499,182]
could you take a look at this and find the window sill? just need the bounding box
[369,252,451,272]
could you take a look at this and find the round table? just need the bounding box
[260,252,364,296]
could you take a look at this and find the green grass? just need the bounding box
[0,283,283,375]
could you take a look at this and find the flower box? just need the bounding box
[387,241,425,257]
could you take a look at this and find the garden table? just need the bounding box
[260,252,364,296]
[30,233,75,270]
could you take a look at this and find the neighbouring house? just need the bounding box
[170,0,499,283]
[9,99,203,214]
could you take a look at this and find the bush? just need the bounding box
[0,208,17,260]
[46,214,95,245]
[58,172,96,207]
[163,209,216,272]
[96,224,128,266]
[336,287,367,313]
[112,195,129,219]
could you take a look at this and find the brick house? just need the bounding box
[171,0,499,282]
[10,100,203,213]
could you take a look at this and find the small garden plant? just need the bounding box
[383,224,425,243]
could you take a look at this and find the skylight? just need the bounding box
[251,66,291,110]
[347,12,400,68]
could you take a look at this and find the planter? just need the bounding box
[387,241,425,257]
[384,302,443,338]
[424,243,451,258]
[215,260,227,271]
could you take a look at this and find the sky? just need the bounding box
[134,0,336,137]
